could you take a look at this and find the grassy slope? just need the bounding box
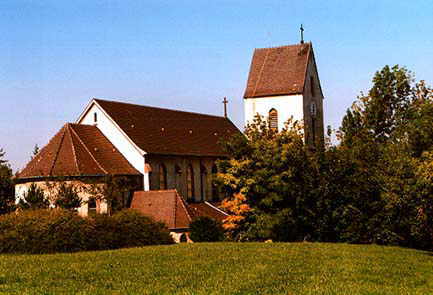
[0,243,431,295]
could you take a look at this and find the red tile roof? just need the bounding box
[131,190,192,230]
[244,42,312,98]
[93,99,242,157]
[189,202,228,223]
[18,123,141,179]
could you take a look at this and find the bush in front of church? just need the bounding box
[0,209,94,254]
[0,209,174,254]
[93,210,174,249]
[189,216,224,242]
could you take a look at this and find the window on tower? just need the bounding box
[269,108,278,131]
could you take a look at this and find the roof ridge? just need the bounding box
[94,98,229,120]
[176,190,193,223]
[254,42,311,51]
[252,47,271,97]
[66,125,81,175]
[173,190,177,229]
[301,43,312,95]
[48,124,68,176]
[68,124,108,174]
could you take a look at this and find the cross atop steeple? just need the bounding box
[300,24,304,44]
[223,97,228,118]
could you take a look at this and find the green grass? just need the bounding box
[0,243,431,295]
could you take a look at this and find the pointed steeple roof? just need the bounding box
[18,123,140,179]
[244,42,312,98]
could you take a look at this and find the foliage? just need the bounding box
[0,243,431,294]
[0,209,94,253]
[216,65,433,250]
[0,209,173,254]
[84,175,140,215]
[216,116,316,241]
[54,182,82,210]
[18,183,49,210]
[189,216,224,242]
[0,148,14,215]
[31,144,40,160]
[93,209,174,249]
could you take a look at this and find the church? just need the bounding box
[15,39,325,238]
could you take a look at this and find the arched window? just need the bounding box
[269,108,278,131]
[159,164,167,190]
[200,165,207,201]
[211,164,218,201]
[187,164,194,200]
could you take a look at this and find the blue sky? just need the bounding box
[1,0,432,171]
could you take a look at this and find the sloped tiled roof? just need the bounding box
[189,202,228,223]
[93,99,242,157]
[131,190,193,230]
[18,123,141,179]
[244,42,312,98]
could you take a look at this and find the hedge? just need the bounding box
[0,209,173,254]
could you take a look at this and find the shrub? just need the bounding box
[19,183,49,210]
[189,216,224,242]
[54,182,82,210]
[0,209,93,254]
[93,210,174,250]
[0,209,174,254]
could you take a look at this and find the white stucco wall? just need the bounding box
[15,181,108,217]
[244,94,304,131]
[78,102,149,190]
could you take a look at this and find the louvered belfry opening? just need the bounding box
[269,108,278,132]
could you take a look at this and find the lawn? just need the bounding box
[0,243,431,294]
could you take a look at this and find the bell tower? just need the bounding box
[243,40,324,147]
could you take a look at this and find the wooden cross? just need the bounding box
[223,97,228,118]
[300,24,304,44]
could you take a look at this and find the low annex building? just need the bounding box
[131,190,228,242]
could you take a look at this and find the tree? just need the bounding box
[0,148,14,214]
[84,175,140,215]
[31,144,40,160]
[189,216,224,242]
[337,66,433,249]
[54,182,82,210]
[216,116,316,241]
[19,183,49,210]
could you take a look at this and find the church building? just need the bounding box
[15,39,325,238]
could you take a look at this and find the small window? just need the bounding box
[94,112,98,123]
[310,102,317,117]
[159,164,167,190]
[268,109,278,131]
[310,76,315,97]
[88,198,97,216]
[187,164,194,200]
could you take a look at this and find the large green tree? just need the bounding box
[216,116,317,241]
